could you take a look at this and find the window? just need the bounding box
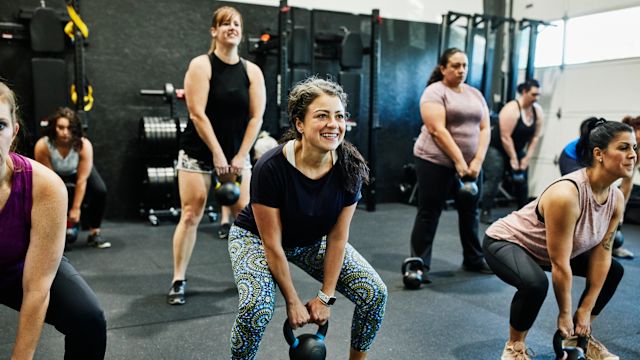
[565,6,640,64]
[534,20,564,67]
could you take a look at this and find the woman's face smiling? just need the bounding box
[296,94,347,153]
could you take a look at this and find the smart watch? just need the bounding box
[317,290,336,306]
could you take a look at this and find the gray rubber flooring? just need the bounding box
[1,203,638,359]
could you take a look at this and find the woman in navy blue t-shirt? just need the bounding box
[228,78,387,360]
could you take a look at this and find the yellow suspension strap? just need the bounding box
[65,4,93,111]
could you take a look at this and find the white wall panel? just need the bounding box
[512,0,640,21]
[529,58,640,196]
[229,0,482,23]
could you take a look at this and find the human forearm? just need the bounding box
[12,291,50,360]
[431,129,466,167]
[190,114,225,160]
[524,136,540,161]
[473,127,490,161]
[236,117,263,159]
[580,251,611,313]
[321,237,347,296]
[263,245,300,305]
[500,135,518,163]
[72,179,87,210]
[551,265,573,315]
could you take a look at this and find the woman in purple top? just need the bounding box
[0,82,106,359]
[408,47,492,284]
[484,118,634,360]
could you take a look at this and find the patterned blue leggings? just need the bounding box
[228,225,387,360]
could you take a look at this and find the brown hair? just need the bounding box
[0,81,21,152]
[208,6,243,54]
[621,115,640,131]
[427,47,465,86]
[280,77,369,193]
[45,107,84,151]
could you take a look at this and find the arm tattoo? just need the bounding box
[602,231,614,251]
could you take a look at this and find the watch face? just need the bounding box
[327,297,336,305]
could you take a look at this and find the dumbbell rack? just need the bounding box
[138,84,217,226]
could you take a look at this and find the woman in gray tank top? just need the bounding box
[34,107,110,249]
[484,118,635,360]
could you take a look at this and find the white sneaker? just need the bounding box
[501,341,535,360]
[564,336,619,360]
[612,246,634,259]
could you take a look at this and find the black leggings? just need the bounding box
[410,157,485,270]
[0,257,107,359]
[61,167,107,229]
[483,236,624,331]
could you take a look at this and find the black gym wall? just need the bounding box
[1,0,438,219]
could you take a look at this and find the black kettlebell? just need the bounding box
[401,257,425,289]
[553,330,587,360]
[613,227,624,249]
[458,175,479,199]
[214,175,241,206]
[283,319,328,360]
[511,170,526,184]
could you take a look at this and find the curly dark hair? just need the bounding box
[45,107,84,151]
[280,76,369,193]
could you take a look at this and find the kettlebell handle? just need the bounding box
[552,330,588,358]
[283,319,329,348]
[215,174,242,189]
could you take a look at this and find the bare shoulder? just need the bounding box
[81,137,93,149]
[188,55,211,75]
[244,60,264,82]
[29,158,66,200]
[540,180,580,216]
[500,101,518,114]
[34,137,49,153]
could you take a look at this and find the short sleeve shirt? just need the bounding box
[234,144,361,248]
[414,81,489,168]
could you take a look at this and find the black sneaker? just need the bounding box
[218,223,231,239]
[87,232,111,249]
[167,280,187,305]
[462,261,494,274]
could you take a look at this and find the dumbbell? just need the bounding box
[401,257,425,289]
[458,175,479,199]
[283,319,328,360]
[511,170,526,184]
[214,174,241,206]
[553,330,587,360]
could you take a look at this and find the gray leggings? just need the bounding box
[228,225,387,359]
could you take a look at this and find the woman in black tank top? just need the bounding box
[167,6,266,305]
[481,79,544,223]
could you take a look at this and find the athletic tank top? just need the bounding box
[490,100,537,156]
[486,168,620,263]
[0,153,33,286]
[180,53,250,165]
[45,136,79,176]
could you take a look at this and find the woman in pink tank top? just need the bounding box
[0,82,106,359]
[484,118,636,360]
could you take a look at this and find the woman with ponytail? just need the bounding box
[409,47,493,283]
[167,6,266,305]
[484,117,634,359]
[228,77,387,360]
